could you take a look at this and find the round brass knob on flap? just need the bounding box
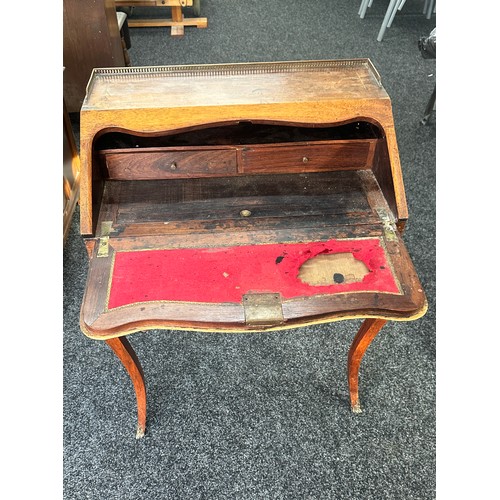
[240,209,252,217]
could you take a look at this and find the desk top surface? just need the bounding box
[82,59,388,111]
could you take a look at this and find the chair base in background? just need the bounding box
[420,85,436,126]
[358,0,435,42]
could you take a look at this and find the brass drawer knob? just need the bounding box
[302,156,309,163]
[170,162,177,170]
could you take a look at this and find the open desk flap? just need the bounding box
[80,231,427,339]
[80,170,426,338]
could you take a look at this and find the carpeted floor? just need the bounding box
[63,1,436,498]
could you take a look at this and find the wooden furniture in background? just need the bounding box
[116,11,132,67]
[115,0,207,37]
[78,60,427,438]
[63,100,80,243]
[63,0,127,113]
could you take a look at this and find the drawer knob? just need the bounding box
[170,162,177,171]
[240,209,252,217]
[302,156,309,163]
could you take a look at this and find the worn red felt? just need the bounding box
[107,238,400,309]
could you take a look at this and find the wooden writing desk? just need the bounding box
[79,60,427,438]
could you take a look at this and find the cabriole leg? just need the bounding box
[348,318,387,413]
[106,336,147,439]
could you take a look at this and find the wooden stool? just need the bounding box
[115,0,207,37]
[78,60,427,438]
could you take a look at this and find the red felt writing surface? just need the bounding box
[107,239,400,309]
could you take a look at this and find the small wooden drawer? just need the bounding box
[241,140,376,174]
[102,148,238,179]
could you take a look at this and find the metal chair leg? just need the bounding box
[420,85,436,125]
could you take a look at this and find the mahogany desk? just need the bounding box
[79,59,427,438]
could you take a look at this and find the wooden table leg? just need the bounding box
[347,318,387,413]
[171,6,184,37]
[106,336,147,439]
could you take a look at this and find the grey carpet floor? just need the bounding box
[63,1,436,498]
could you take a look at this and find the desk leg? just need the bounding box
[106,336,147,439]
[347,318,387,413]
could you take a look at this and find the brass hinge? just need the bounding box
[96,221,113,258]
[243,293,284,327]
[376,209,398,242]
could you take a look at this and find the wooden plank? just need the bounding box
[115,1,193,6]
[102,171,369,203]
[114,217,383,239]
[114,193,371,222]
[104,224,387,251]
[126,17,207,29]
